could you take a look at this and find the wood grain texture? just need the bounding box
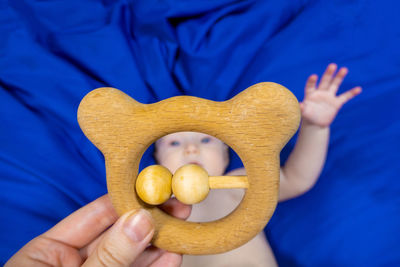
[77,82,300,255]
[208,176,249,189]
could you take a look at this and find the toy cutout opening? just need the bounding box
[141,131,246,222]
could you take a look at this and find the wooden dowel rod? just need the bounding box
[209,176,249,189]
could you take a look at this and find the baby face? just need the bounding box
[154,132,229,176]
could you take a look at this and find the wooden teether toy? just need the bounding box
[77,82,300,255]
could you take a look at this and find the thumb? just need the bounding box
[83,209,154,266]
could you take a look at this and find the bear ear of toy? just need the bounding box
[228,82,301,150]
[77,87,141,153]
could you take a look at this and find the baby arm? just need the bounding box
[279,63,361,201]
[226,64,361,202]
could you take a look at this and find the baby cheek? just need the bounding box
[203,150,227,175]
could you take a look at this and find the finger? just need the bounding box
[80,198,191,261]
[82,238,173,266]
[337,86,362,105]
[318,63,337,90]
[79,228,107,260]
[43,195,118,249]
[83,209,154,266]
[159,197,192,219]
[5,236,82,267]
[329,67,348,94]
[80,197,191,258]
[131,246,165,266]
[304,74,318,97]
[150,252,182,267]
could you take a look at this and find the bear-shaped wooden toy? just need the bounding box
[77,82,300,255]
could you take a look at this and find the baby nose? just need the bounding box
[184,144,199,154]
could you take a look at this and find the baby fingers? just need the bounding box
[304,74,318,96]
[337,86,362,105]
[329,67,348,95]
[318,63,337,90]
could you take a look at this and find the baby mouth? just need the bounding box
[187,161,202,167]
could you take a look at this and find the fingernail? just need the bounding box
[123,210,154,242]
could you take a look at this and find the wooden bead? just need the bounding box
[136,165,172,205]
[172,164,210,204]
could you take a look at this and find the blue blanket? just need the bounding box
[1,0,399,265]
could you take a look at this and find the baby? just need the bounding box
[154,63,361,267]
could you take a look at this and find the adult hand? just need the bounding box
[300,63,362,127]
[5,195,191,267]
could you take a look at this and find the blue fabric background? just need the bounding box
[1,0,399,265]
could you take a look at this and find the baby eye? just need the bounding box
[201,137,211,144]
[169,141,180,146]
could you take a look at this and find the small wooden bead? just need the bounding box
[172,164,210,204]
[136,165,172,205]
